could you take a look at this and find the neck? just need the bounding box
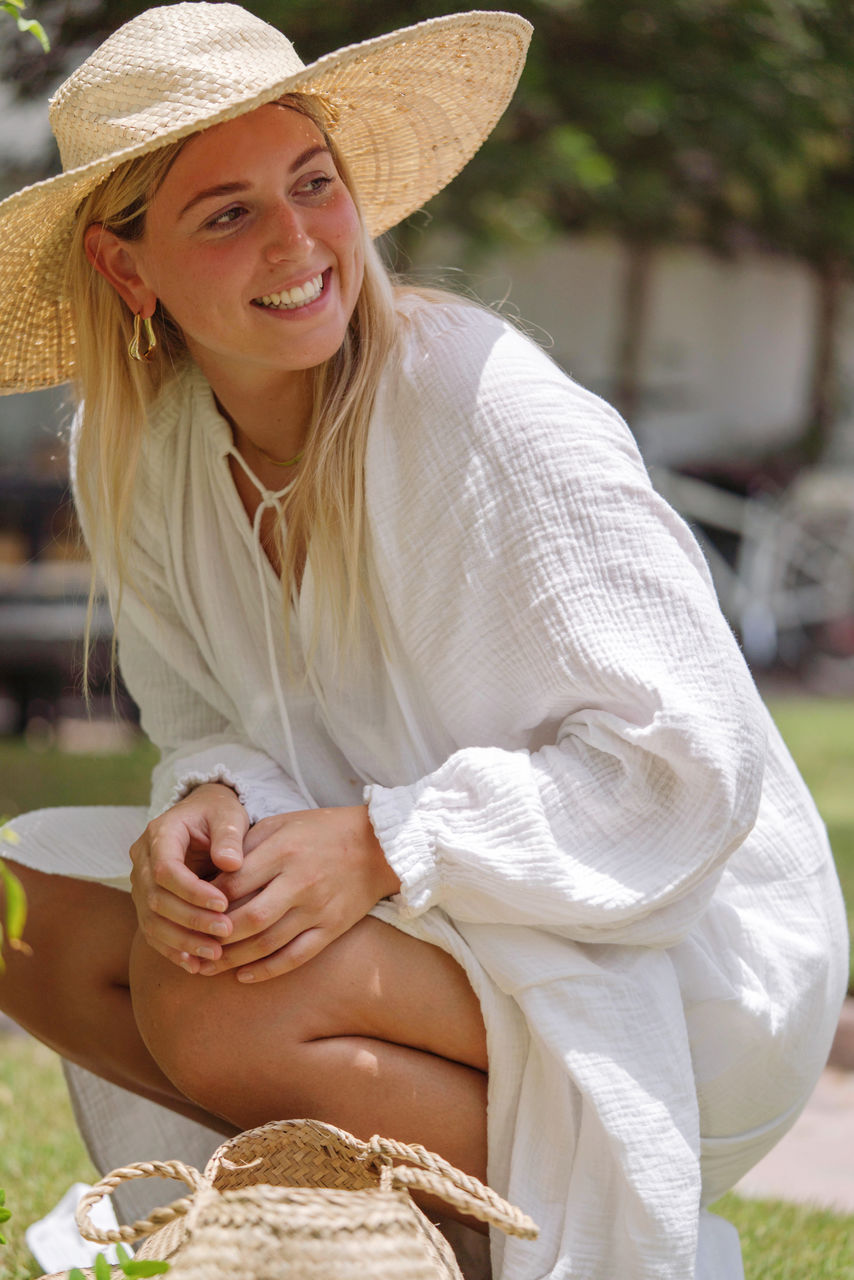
[193,352,313,466]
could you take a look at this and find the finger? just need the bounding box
[164,946,201,974]
[141,880,234,940]
[219,878,299,945]
[138,911,227,963]
[209,850,283,907]
[235,927,329,984]
[148,838,231,912]
[140,937,203,974]
[196,906,305,975]
[242,815,285,855]
[208,805,249,873]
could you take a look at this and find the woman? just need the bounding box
[0,5,847,1278]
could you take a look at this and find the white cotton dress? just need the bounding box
[9,296,848,1280]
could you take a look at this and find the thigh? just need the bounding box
[131,915,487,1071]
[0,860,137,1039]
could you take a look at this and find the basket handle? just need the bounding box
[75,1160,207,1245]
[367,1136,538,1239]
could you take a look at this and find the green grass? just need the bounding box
[0,1037,851,1280]
[0,1035,97,1280]
[0,734,155,1276]
[766,696,854,989]
[711,1192,854,1279]
[0,737,156,818]
[0,702,852,1277]
[0,1040,851,1280]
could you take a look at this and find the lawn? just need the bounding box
[767,696,854,989]
[0,1033,851,1280]
[0,697,852,1278]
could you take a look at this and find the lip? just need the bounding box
[251,268,331,314]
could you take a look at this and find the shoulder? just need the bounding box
[391,289,552,400]
[374,290,642,479]
[143,366,196,457]
[132,367,202,506]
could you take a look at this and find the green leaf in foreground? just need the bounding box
[0,858,27,941]
[95,1252,113,1280]
[122,1259,171,1276]
[117,1242,170,1275]
[0,844,29,976]
[15,16,49,49]
[65,1247,171,1279]
[0,0,49,50]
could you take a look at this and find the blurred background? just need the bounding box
[2,0,854,745]
[1,6,854,1278]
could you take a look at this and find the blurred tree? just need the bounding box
[746,2,854,462]
[10,0,854,454]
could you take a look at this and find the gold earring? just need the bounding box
[128,312,157,362]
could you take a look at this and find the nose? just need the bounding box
[263,200,314,262]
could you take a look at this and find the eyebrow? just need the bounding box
[178,145,332,220]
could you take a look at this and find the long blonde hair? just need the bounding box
[66,95,401,673]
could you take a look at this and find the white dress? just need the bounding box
[9,296,848,1280]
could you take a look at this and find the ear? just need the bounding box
[83,224,157,318]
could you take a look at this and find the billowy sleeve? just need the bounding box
[69,405,306,825]
[364,303,767,946]
[116,574,307,823]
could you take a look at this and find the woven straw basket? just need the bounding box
[37,1118,537,1280]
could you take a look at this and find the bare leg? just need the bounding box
[130,916,488,1183]
[0,863,490,1224]
[0,861,232,1133]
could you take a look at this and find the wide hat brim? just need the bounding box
[0,8,531,395]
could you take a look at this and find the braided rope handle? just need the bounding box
[75,1160,207,1245]
[366,1135,538,1239]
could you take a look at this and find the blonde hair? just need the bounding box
[67,95,401,674]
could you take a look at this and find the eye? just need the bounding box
[207,205,247,228]
[297,174,334,198]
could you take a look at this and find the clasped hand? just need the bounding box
[129,782,400,983]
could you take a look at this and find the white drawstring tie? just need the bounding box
[227,446,318,809]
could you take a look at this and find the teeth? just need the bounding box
[256,274,324,309]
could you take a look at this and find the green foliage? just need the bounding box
[69,1246,170,1280]
[0,822,28,975]
[0,1188,11,1247]
[12,0,854,265]
[0,0,48,50]
[116,1244,170,1276]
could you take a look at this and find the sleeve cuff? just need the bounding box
[151,740,309,825]
[364,782,439,918]
[168,764,257,819]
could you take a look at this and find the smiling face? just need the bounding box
[103,103,366,398]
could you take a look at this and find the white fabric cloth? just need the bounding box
[9,296,848,1279]
[25,1181,123,1271]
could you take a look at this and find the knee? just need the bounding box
[128,930,220,1103]
[129,932,309,1120]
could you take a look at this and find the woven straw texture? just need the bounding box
[38,1118,537,1280]
[0,2,531,395]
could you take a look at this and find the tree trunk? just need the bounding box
[802,255,845,465]
[614,239,654,433]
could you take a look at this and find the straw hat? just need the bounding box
[0,2,532,395]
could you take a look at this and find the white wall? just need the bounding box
[417,233,852,468]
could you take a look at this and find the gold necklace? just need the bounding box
[255,443,304,468]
